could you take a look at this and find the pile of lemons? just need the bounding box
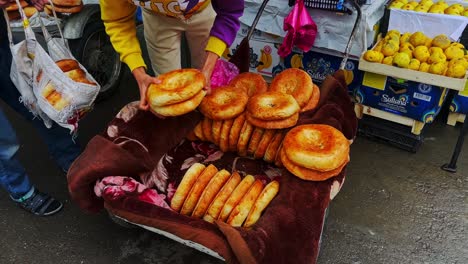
[389,0,468,16]
[363,30,468,78]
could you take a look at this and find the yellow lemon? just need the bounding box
[389,1,405,8]
[393,52,411,68]
[448,58,468,69]
[414,5,429,12]
[428,51,447,64]
[424,37,433,48]
[408,1,419,7]
[373,41,384,52]
[400,32,412,45]
[446,64,466,78]
[429,62,447,75]
[429,47,444,54]
[419,62,430,72]
[451,4,464,13]
[382,56,394,65]
[445,6,461,15]
[387,30,401,38]
[445,46,465,60]
[434,1,448,9]
[402,3,416,10]
[382,42,399,57]
[410,32,427,47]
[413,46,430,62]
[409,59,421,70]
[432,34,451,49]
[450,42,465,50]
[364,50,384,63]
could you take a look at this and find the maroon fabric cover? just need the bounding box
[68,70,357,264]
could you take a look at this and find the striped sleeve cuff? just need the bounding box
[205,36,227,57]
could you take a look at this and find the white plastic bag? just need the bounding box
[30,1,100,132]
[3,7,52,127]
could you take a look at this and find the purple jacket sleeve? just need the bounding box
[209,0,244,46]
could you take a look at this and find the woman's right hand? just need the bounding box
[132,67,161,111]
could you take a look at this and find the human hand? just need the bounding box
[29,0,47,11]
[0,0,11,9]
[200,51,219,94]
[132,67,161,111]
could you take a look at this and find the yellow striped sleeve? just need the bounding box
[205,36,227,57]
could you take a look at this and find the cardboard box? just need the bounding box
[450,85,468,114]
[279,48,363,95]
[356,72,448,123]
[227,36,281,78]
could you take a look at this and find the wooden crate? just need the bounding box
[358,46,468,91]
[355,104,425,135]
[447,112,466,126]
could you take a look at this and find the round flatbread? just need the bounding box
[180,164,218,215]
[204,172,242,223]
[170,163,206,212]
[218,175,255,222]
[244,180,280,228]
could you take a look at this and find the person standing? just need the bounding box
[100,0,244,110]
[0,0,81,216]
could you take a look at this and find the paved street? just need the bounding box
[1,70,467,264]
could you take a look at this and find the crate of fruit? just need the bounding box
[359,30,468,91]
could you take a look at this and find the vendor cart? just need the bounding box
[67,0,362,263]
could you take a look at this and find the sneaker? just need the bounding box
[15,189,63,216]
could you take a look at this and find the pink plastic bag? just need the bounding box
[278,0,318,58]
[210,59,239,89]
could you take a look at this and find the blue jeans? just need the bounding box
[0,16,81,198]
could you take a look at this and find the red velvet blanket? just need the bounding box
[68,70,357,264]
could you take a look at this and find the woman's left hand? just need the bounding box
[200,51,219,94]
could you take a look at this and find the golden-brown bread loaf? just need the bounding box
[280,147,348,181]
[237,120,254,157]
[218,175,255,222]
[211,120,223,146]
[180,164,218,215]
[52,0,82,7]
[301,83,320,113]
[269,68,314,108]
[192,169,231,218]
[199,86,248,120]
[228,113,246,151]
[283,124,350,172]
[193,121,205,141]
[23,6,37,18]
[244,180,280,227]
[42,84,70,111]
[229,72,268,96]
[5,0,27,11]
[254,129,276,159]
[203,172,242,223]
[170,163,206,212]
[247,92,300,121]
[263,130,285,163]
[45,3,83,13]
[227,179,264,227]
[246,112,299,130]
[202,118,214,143]
[219,119,234,152]
[247,127,264,156]
[150,90,206,117]
[147,69,205,107]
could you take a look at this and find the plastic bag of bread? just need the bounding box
[31,6,99,132]
[2,5,53,127]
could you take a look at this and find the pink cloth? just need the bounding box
[278,0,317,58]
[210,59,239,89]
[94,176,171,209]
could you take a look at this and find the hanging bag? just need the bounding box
[31,0,100,132]
[3,5,52,127]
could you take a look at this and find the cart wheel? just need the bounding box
[107,211,137,229]
[69,20,123,102]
